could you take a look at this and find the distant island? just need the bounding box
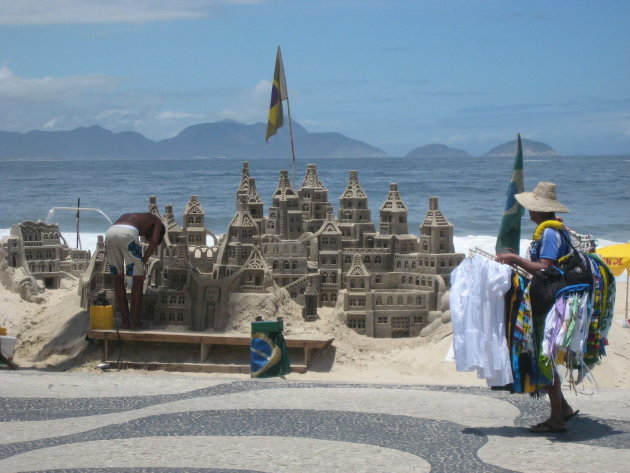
[405,144,471,158]
[0,120,388,160]
[483,138,561,158]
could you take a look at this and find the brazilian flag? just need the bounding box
[265,46,288,143]
[250,320,290,378]
[496,133,525,255]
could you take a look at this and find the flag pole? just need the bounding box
[285,96,297,187]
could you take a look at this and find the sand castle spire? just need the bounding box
[419,196,454,254]
[299,164,333,233]
[268,169,303,239]
[380,183,408,235]
[183,195,206,246]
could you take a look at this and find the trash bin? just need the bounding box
[250,318,290,378]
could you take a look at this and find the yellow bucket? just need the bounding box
[90,305,114,330]
[0,326,7,336]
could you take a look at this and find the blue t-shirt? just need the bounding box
[529,227,571,263]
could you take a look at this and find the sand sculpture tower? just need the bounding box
[148,195,161,219]
[162,205,183,247]
[183,195,206,246]
[419,196,455,254]
[302,278,319,321]
[267,169,303,240]
[236,162,265,231]
[298,164,333,233]
[338,170,375,247]
[316,210,343,306]
[380,183,409,235]
[343,254,372,331]
[213,194,258,278]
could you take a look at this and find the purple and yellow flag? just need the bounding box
[265,46,288,142]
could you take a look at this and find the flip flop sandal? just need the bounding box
[529,421,567,434]
[564,410,580,422]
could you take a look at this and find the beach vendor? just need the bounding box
[105,213,165,329]
[498,182,615,433]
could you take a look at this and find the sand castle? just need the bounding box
[1,221,91,299]
[3,162,464,338]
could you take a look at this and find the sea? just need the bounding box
[1,155,629,259]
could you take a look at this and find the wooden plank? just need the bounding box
[105,360,307,374]
[87,329,334,349]
[87,330,251,345]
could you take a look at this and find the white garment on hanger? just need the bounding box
[450,254,514,386]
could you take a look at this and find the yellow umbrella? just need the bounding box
[596,242,630,322]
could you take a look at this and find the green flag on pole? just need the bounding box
[495,133,525,255]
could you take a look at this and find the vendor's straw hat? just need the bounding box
[515,181,569,213]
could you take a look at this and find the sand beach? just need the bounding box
[1,257,628,390]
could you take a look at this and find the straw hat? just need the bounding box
[515,181,569,213]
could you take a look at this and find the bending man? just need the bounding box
[105,213,165,329]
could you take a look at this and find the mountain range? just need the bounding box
[405,144,471,158]
[0,121,560,160]
[0,121,387,160]
[483,138,560,157]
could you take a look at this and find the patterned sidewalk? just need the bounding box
[1,371,629,473]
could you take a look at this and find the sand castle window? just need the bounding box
[292,261,298,269]
[387,296,393,305]
[168,312,175,321]
[412,262,416,269]
[414,316,423,324]
[322,294,329,302]
[357,317,366,329]
[345,256,352,264]
[376,296,382,305]
[417,296,422,305]
[291,292,297,298]
[331,293,337,301]
[273,261,279,270]
[396,261,401,269]
[321,274,327,283]
[177,313,184,322]
[283,261,290,269]
[364,256,370,264]
[407,295,413,305]
[428,279,433,287]
[331,273,337,283]
[377,316,387,324]
[375,275,381,284]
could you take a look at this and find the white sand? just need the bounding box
[1,263,629,389]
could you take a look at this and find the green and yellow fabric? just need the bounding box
[250,319,290,378]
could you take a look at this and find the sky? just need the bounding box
[0,0,629,157]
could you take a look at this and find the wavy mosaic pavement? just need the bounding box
[1,372,629,473]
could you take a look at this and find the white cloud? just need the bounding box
[0,66,116,101]
[0,0,271,25]
[220,79,271,123]
[43,116,65,129]
[156,110,204,120]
